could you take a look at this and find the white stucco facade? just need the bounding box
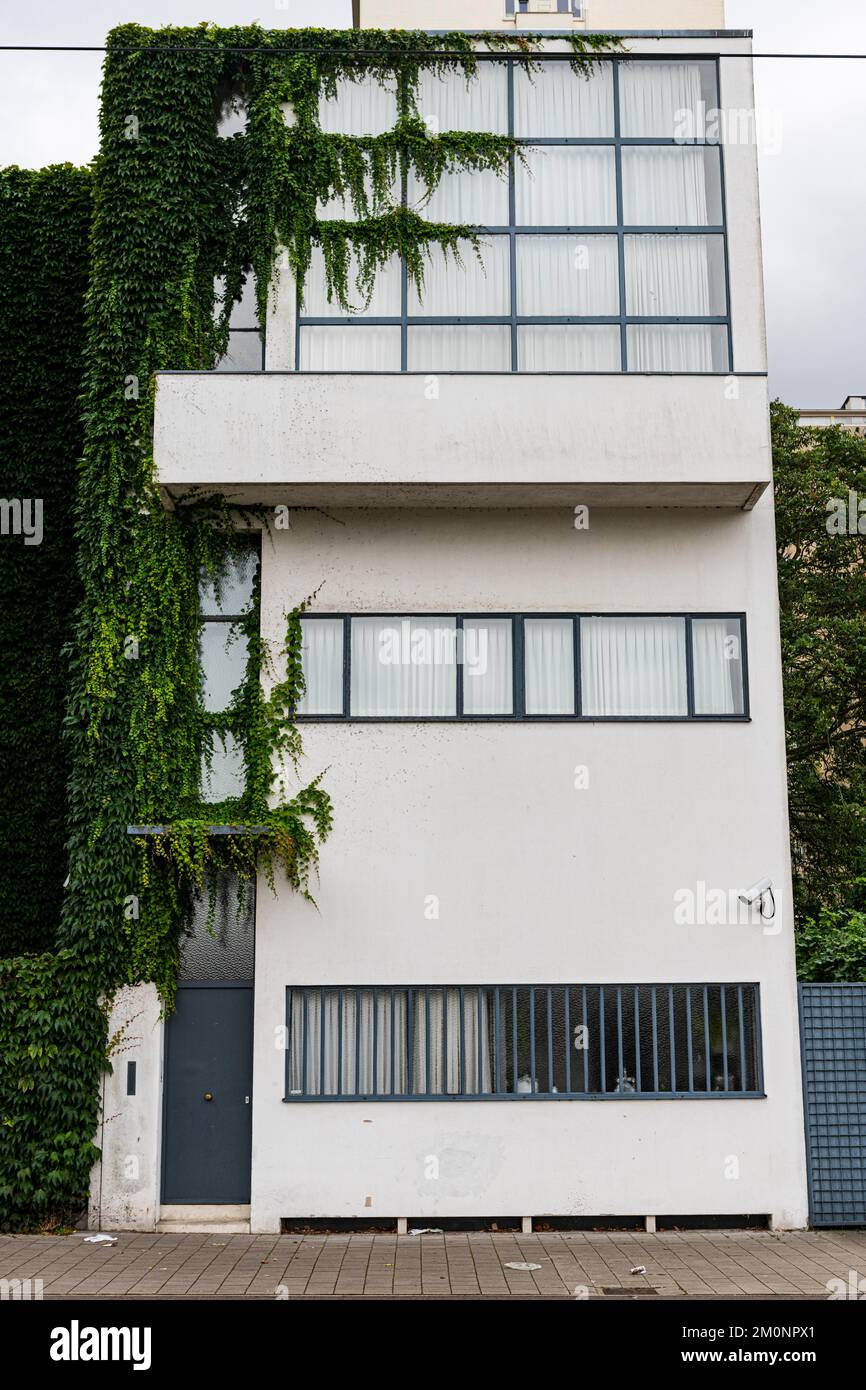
[90,14,810,1233]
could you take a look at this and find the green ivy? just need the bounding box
[0,22,622,1229]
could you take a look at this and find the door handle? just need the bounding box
[203,1092,213,1102]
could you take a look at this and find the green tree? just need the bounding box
[772,400,866,976]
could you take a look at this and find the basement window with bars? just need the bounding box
[284,984,763,1100]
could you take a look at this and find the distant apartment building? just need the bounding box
[798,395,866,435]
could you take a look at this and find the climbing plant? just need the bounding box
[0,22,623,1229]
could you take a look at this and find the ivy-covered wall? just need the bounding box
[0,23,619,1230]
[0,166,92,956]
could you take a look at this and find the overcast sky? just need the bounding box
[0,0,863,404]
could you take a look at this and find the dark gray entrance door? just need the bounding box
[162,984,254,1204]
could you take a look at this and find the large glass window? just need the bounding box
[298,613,748,720]
[297,57,730,373]
[199,543,259,800]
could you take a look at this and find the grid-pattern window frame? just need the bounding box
[295,55,732,374]
[296,611,749,722]
[284,982,764,1101]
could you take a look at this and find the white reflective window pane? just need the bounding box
[519,325,620,371]
[299,327,401,371]
[317,170,399,223]
[515,148,616,226]
[298,618,344,715]
[407,326,511,372]
[318,74,398,135]
[408,166,508,226]
[351,618,457,716]
[619,62,716,139]
[214,272,258,328]
[302,250,402,317]
[214,331,262,371]
[581,616,687,716]
[416,65,507,133]
[622,147,721,226]
[525,618,575,714]
[201,732,245,802]
[628,324,728,372]
[625,235,726,316]
[200,623,247,713]
[692,618,745,715]
[514,61,614,137]
[462,619,513,715]
[516,235,618,315]
[200,547,257,616]
[409,238,509,316]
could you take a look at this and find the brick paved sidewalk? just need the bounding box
[2,1228,865,1299]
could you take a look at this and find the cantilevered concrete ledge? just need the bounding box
[154,371,772,511]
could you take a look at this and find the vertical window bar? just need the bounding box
[294,280,301,372]
[513,617,524,719]
[302,989,308,1096]
[425,988,431,1096]
[599,986,606,1093]
[477,988,484,1096]
[372,988,379,1097]
[390,988,396,1096]
[612,60,628,372]
[494,986,503,1094]
[459,986,466,1096]
[616,987,624,1091]
[686,986,694,1093]
[529,988,537,1093]
[721,985,729,1091]
[634,987,642,1093]
[407,987,415,1096]
[319,988,325,1096]
[651,986,659,1092]
[512,986,519,1094]
[582,985,589,1092]
[703,985,711,1094]
[355,988,361,1096]
[564,985,572,1095]
[343,616,351,717]
[507,61,518,371]
[668,984,677,1093]
[337,992,343,1097]
[574,616,582,718]
[547,987,554,1095]
[737,984,747,1092]
[443,988,449,1094]
[685,617,695,717]
[456,615,464,718]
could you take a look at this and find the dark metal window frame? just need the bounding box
[295,55,732,375]
[297,611,749,722]
[283,982,764,1101]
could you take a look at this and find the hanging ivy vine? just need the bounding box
[0,21,623,1229]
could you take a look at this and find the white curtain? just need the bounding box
[413,989,492,1095]
[288,988,492,1096]
[298,618,343,715]
[517,235,619,315]
[625,234,713,317]
[462,619,513,715]
[525,618,575,714]
[351,617,457,716]
[299,326,401,371]
[619,62,704,139]
[408,238,510,316]
[318,73,398,135]
[302,249,402,317]
[692,618,744,715]
[581,616,687,716]
[519,325,621,371]
[516,147,616,225]
[408,166,509,227]
[407,325,511,371]
[514,61,614,138]
[416,64,508,134]
[628,324,717,372]
[622,146,711,226]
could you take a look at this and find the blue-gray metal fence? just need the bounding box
[284,982,763,1101]
[799,983,866,1227]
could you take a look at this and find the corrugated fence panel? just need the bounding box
[799,984,866,1227]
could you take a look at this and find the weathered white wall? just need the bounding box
[357,2,728,32]
[89,985,164,1232]
[249,498,808,1230]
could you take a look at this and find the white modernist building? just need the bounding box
[90,0,810,1234]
